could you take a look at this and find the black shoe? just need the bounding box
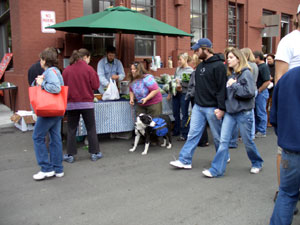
[274,191,279,202]
[177,136,186,141]
[294,207,298,215]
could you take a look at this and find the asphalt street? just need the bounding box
[0,126,299,225]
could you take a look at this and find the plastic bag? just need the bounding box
[102,79,120,101]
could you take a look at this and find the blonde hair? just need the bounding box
[226,48,251,75]
[224,47,234,59]
[191,54,200,66]
[178,52,189,62]
[240,48,256,63]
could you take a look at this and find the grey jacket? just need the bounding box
[225,67,255,113]
[174,66,194,94]
[248,61,258,91]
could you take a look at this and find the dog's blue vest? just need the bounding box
[152,118,168,136]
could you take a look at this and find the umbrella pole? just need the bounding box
[118,32,122,60]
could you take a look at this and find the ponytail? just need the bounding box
[69,50,81,65]
[69,48,90,65]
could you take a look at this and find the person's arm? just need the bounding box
[214,64,227,111]
[141,75,160,104]
[231,71,255,99]
[275,60,289,84]
[270,83,278,135]
[97,60,109,87]
[141,89,159,104]
[258,80,271,93]
[39,69,61,93]
[129,91,135,105]
[89,66,100,90]
[116,60,125,81]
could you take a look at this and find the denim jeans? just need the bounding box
[209,110,263,177]
[255,89,269,134]
[33,116,63,173]
[270,150,300,225]
[178,104,222,165]
[229,123,238,148]
[172,92,190,139]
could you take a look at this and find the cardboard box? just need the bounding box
[11,111,36,132]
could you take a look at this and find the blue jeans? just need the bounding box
[172,93,190,139]
[178,104,222,165]
[229,123,238,148]
[32,116,63,173]
[270,150,300,225]
[255,89,269,134]
[209,110,263,177]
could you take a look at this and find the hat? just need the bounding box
[191,38,212,50]
[297,4,300,14]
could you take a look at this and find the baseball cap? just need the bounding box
[297,4,300,14]
[191,38,212,50]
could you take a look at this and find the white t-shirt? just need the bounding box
[275,30,300,70]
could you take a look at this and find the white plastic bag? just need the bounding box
[102,79,120,101]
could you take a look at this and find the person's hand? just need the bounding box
[214,109,224,120]
[129,99,134,105]
[36,75,44,86]
[111,75,119,80]
[227,78,236,87]
[141,98,148,104]
[167,94,171,101]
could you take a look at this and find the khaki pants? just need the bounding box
[136,102,162,117]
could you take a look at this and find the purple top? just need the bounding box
[129,74,162,106]
[67,102,94,111]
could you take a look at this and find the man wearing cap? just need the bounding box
[272,4,300,210]
[170,38,227,169]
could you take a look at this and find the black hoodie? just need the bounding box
[194,54,227,110]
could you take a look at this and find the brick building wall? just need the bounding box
[3,0,299,110]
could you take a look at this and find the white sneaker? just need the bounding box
[55,172,64,178]
[250,167,262,174]
[255,132,266,138]
[202,169,214,178]
[227,158,231,163]
[33,171,55,180]
[169,160,192,169]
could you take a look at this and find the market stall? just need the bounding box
[77,96,173,136]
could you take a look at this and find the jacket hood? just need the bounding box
[204,54,225,63]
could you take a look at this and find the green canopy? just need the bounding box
[48,6,192,37]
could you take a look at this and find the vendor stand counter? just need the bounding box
[77,96,173,136]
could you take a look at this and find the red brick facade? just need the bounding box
[3,0,299,110]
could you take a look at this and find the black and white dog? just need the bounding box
[129,113,172,155]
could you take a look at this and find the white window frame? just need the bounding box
[131,0,156,57]
[190,0,208,45]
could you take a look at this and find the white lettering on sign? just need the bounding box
[41,11,56,33]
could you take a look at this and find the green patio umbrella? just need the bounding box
[47,6,192,37]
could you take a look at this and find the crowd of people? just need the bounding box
[27,5,300,225]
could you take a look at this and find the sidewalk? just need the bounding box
[0,104,14,128]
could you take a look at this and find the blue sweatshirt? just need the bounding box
[270,66,300,152]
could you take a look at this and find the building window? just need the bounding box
[83,0,115,57]
[228,3,239,48]
[262,10,274,54]
[281,14,290,39]
[131,0,156,57]
[190,0,207,45]
[0,0,11,59]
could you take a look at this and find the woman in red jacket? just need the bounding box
[62,48,102,163]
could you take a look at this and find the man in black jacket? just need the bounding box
[170,38,227,169]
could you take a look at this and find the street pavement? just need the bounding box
[0,123,300,225]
